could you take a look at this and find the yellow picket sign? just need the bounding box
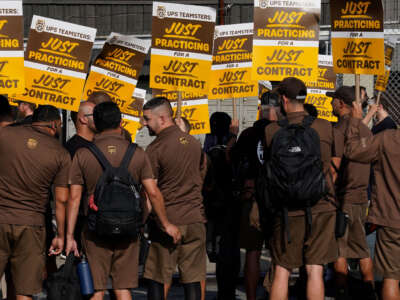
[120,88,147,117]
[121,114,141,142]
[375,41,395,92]
[150,2,216,95]
[171,99,210,135]
[18,15,96,111]
[0,1,24,95]
[83,69,135,109]
[83,33,150,112]
[209,23,257,99]
[305,55,338,122]
[330,0,384,75]
[19,67,84,110]
[253,45,319,82]
[252,0,320,82]
[150,53,212,95]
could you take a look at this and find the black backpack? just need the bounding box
[46,254,82,300]
[87,143,143,239]
[263,115,326,241]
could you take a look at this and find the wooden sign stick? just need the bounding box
[176,90,182,119]
[232,98,238,121]
[355,74,361,103]
[376,91,382,106]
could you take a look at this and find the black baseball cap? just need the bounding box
[277,77,307,102]
[326,86,355,106]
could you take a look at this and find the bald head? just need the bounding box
[79,101,96,116]
[87,92,112,105]
[75,101,96,134]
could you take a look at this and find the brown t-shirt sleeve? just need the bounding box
[135,148,154,182]
[145,145,160,179]
[345,118,382,163]
[68,148,86,186]
[333,126,344,158]
[53,149,71,187]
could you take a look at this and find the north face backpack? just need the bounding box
[87,143,143,239]
[264,115,326,240]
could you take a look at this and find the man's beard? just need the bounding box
[280,101,287,117]
[147,126,156,136]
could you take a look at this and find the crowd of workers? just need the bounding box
[0,76,399,300]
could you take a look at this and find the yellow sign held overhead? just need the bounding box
[150,2,216,94]
[330,0,384,75]
[252,0,320,82]
[375,41,395,92]
[83,33,150,112]
[0,1,24,95]
[209,23,257,100]
[18,15,96,111]
[305,55,338,122]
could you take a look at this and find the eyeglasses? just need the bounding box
[84,114,93,117]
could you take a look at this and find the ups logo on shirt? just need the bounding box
[107,145,117,154]
[27,138,38,149]
[179,137,189,145]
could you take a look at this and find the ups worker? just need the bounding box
[66,102,180,300]
[265,77,341,300]
[345,102,400,300]
[327,86,375,299]
[0,105,70,300]
[142,97,206,300]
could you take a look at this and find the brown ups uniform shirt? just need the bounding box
[0,125,70,226]
[335,114,372,204]
[69,132,154,213]
[345,118,400,229]
[265,111,340,216]
[146,125,205,226]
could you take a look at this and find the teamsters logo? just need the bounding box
[214,29,219,40]
[35,19,45,32]
[157,6,166,19]
[27,138,38,150]
[259,0,268,9]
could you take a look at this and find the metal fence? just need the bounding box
[377,37,400,126]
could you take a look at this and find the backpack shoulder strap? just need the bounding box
[277,119,289,127]
[86,143,112,170]
[119,143,137,169]
[302,115,315,127]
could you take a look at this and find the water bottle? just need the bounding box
[77,254,94,295]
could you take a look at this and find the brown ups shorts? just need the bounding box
[144,222,206,284]
[337,203,370,259]
[82,228,140,290]
[270,211,338,269]
[374,226,400,280]
[0,224,46,295]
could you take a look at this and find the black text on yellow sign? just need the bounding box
[150,55,211,94]
[332,37,384,75]
[252,45,318,82]
[171,103,210,135]
[18,68,83,111]
[84,75,134,110]
[0,58,24,94]
[209,69,257,99]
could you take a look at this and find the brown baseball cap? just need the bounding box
[326,86,355,106]
[277,77,307,102]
